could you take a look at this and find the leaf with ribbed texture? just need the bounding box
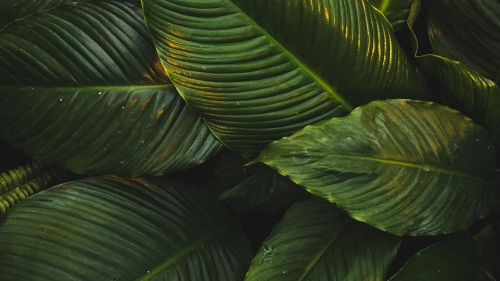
[0,0,77,30]
[428,0,500,85]
[245,197,401,281]
[142,0,431,158]
[251,99,496,235]
[0,0,223,176]
[0,176,252,281]
[389,236,493,281]
[206,151,307,212]
[416,55,500,151]
[369,0,415,31]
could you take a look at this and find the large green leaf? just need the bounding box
[142,0,431,158]
[245,197,401,281]
[389,236,493,281]
[0,176,252,280]
[205,150,307,213]
[0,0,222,176]
[369,0,415,31]
[416,55,500,150]
[251,99,496,235]
[427,0,500,85]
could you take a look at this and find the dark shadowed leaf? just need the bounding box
[252,99,496,235]
[389,236,493,281]
[205,151,307,213]
[0,0,222,176]
[245,197,401,281]
[142,0,430,158]
[0,176,252,280]
[417,55,500,150]
[427,0,500,85]
[473,217,500,280]
[369,0,415,31]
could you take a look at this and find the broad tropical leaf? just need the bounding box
[369,0,415,31]
[252,99,496,235]
[0,160,64,217]
[0,176,252,280]
[206,151,307,212]
[428,0,500,85]
[142,0,431,158]
[389,236,493,281]
[474,218,500,280]
[245,197,401,281]
[417,55,500,150]
[0,0,77,29]
[0,0,222,176]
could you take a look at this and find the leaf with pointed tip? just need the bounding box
[389,236,493,281]
[428,0,500,85]
[252,99,496,235]
[0,0,222,176]
[416,55,500,151]
[369,0,415,31]
[142,0,431,158]
[206,151,307,213]
[0,176,252,280]
[245,197,401,281]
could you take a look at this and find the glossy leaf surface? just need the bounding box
[389,236,492,281]
[0,176,252,280]
[0,0,222,176]
[206,151,307,213]
[142,0,430,157]
[245,197,401,281]
[252,99,496,235]
[417,55,500,150]
[369,0,415,31]
[428,0,500,84]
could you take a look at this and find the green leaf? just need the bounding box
[0,161,64,217]
[142,0,431,158]
[245,197,401,281]
[427,0,500,85]
[0,0,222,176]
[206,151,307,213]
[0,176,252,280]
[369,0,415,31]
[473,218,500,280]
[416,55,500,151]
[252,99,496,235]
[389,236,493,281]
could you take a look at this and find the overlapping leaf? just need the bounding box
[369,0,415,31]
[205,150,307,213]
[252,99,496,235]
[389,236,493,280]
[0,176,252,280]
[142,0,430,158]
[428,0,500,85]
[245,197,401,281]
[0,0,222,176]
[416,55,500,150]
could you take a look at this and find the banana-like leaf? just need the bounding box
[427,0,500,85]
[142,0,431,158]
[206,150,307,212]
[0,176,252,280]
[416,55,500,151]
[389,236,493,281]
[251,99,496,235]
[245,197,401,281]
[0,0,223,176]
[369,0,415,31]
[0,160,64,217]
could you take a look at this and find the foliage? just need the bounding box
[0,0,499,280]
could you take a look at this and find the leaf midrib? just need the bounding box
[226,1,354,112]
[134,217,239,280]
